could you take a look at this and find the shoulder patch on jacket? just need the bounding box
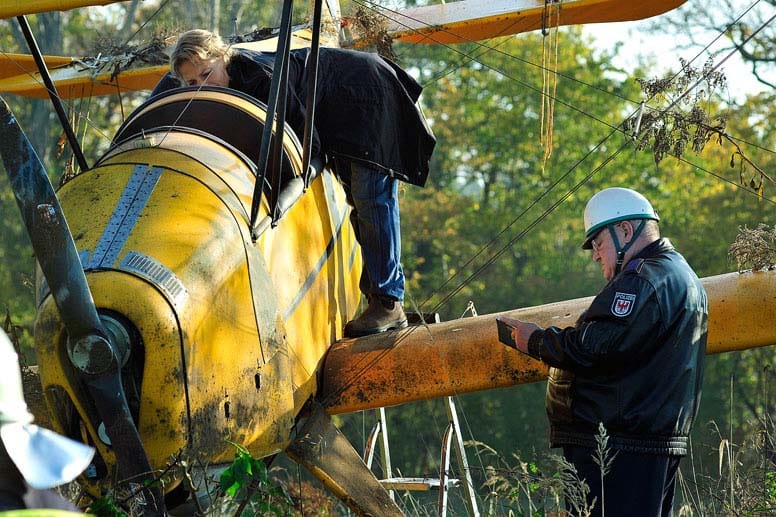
[611,292,637,317]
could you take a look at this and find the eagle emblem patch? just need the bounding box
[611,292,636,317]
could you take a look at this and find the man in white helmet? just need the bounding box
[0,328,95,514]
[500,187,708,517]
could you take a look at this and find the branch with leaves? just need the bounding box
[624,57,773,196]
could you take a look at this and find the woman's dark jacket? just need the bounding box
[525,238,708,456]
[154,48,435,186]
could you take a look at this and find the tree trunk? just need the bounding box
[120,0,140,41]
[209,0,220,33]
[183,0,193,26]
[10,14,62,172]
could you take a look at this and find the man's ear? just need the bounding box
[620,220,634,243]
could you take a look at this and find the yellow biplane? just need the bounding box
[0,0,774,515]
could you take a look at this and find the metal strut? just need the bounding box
[302,0,324,190]
[364,398,481,517]
[249,0,326,236]
[268,24,292,224]
[17,15,89,173]
[249,0,294,240]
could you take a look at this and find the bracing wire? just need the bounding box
[122,0,174,45]
[351,0,639,105]
[324,0,776,488]
[317,1,776,407]
[383,0,774,307]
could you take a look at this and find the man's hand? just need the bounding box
[499,316,542,354]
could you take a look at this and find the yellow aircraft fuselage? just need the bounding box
[33,89,362,492]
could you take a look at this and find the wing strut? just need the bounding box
[16,15,89,173]
[287,402,404,516]
[249,0,294,240]
[301,0,323,190]
[268,25,292,223]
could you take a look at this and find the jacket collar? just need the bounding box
[630,237,674,263]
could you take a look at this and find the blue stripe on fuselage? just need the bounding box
[281,172,355,319]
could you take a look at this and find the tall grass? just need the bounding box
[481,417,776,516]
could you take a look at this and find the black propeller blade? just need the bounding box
[0,98,162,515]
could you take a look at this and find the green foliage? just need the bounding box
[220,443,268,498]
[766,470,776,503]
[218,442,293,516]
[88,496,128,517]
[482,441,596,517]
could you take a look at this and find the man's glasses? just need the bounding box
[590,231,604,252]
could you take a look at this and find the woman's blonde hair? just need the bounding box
[171,29,234,81]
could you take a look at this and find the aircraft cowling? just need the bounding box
[30,89,363,497]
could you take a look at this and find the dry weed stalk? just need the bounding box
[728,224,776,272]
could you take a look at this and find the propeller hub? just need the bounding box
[68,334,117,376]
[100,314,132,367]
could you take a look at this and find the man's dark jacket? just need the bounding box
[153,48,436,186]
[525,238,708,456]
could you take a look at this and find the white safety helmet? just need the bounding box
[582,187,659,249]
[0,328,95,489]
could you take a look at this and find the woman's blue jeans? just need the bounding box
[336,159,404,302]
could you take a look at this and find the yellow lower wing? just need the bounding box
[0,52,73,80]
[0,29,331,99]
[322,269,776,414]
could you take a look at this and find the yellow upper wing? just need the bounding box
[0,0,124,19]
[0,0,687,98]
[378,0,688,44]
